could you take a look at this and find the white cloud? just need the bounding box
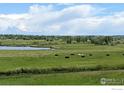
[0,14,28,20]
[0,13,30,32]
[21,4,104,34]
[0,4,124,35]
[29,4,54,14]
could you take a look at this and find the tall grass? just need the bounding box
[0,65,124,76]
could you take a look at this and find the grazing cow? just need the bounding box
[70,53,74,55]
[55,54,58,56]
[81,55,85,58]
[65,56,70,58]
[106,54,110,56]
[89,54,92,56]
[78,53,85,56]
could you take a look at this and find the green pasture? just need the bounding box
[0,44,123,84]
[0,70,124,85]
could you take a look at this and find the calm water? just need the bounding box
[0,46,51,50]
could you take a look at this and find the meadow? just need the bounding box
[0,42,123,85]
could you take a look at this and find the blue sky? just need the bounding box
[0,3,66,14]
[0,3,124,14]
[0,3,124,35]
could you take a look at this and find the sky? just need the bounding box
[0,3,124,35]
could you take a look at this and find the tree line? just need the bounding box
[0,34,123,45]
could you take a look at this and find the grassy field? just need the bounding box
[0,44,123,85]
[0,70,124,85]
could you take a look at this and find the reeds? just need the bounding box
[0,64,124,76]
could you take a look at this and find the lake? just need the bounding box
[0,46,51,50]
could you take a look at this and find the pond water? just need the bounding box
[0,46,51,50]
